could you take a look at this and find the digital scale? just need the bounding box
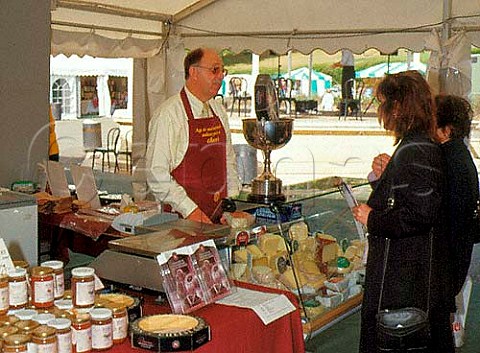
[89,219,232,292]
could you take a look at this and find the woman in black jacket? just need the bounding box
[352,71,455,353]
[436,94,479,297]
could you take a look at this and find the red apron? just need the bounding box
[171,89,227,221]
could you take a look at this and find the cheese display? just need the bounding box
[231,220,366,322]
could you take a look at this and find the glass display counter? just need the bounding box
[229,177,372,337]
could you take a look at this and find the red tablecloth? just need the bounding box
[109,282,305,353]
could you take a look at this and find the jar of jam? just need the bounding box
[90,308,113,351]
[31,325,57,353]
[7,268,28,310]
[30,267,55,309]
[71,313,91,353]
[71,268,95,308]
[12,261,29,271]
[0,274,10,315]
[2,333,30,353]
[41,260,65,300]
[103,302,128,344]
[47,318,72,353]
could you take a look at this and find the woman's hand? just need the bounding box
[371,153,391,179]
[352,203,372,226]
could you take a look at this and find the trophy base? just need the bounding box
[247,178,285,204]
[247,193,286,204]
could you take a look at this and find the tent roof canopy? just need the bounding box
[51,0,480,57]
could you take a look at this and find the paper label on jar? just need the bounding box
[92,323,113,349]
[113,315,128,340]
[0,285,9,311]
[54,272,65,298]
[73,327,92,353]
[37,342,57,353]
[33,279,55,304]
[75,281,95,306]
[9,280,28,305]
[57,331,72,353]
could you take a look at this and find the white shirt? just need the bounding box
[145,87,240,218]
[341,49,355,67]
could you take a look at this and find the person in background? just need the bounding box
[436,94,479,297]
[334,49,355,100]
[145,47,240,224]
[352,71,455,353]
[320,89,335,111]
[49,106,59,161]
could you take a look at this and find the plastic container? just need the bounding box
[71,268,95,309]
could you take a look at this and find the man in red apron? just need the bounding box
[146,48,240,223]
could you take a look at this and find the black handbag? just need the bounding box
[375,235,432,353]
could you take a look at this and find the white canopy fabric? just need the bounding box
[51,0,480,56]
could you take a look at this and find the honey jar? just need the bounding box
[30,267,55,309]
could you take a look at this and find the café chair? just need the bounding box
[229,77,251,117]
[117,129,133,173]
[338,78,365,121]
[91,127,120,172]
[275,77,297,116]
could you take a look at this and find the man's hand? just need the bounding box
[187,207,213,224]
[371,153,391,179]
[352,203,372,226]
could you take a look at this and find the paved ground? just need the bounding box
[54,112,480,186]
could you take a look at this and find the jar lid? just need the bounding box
[7,267,27,277]
[40,260,64,270]
[90,308,112,320]
[0,325,19,338]
[71,267,95,277]
[32,325,56,338]
[72,313,91,324]
[3,333,31,345]
[12,260,29,269]
[32,313,56,325]
[0,315,20,326]
[54,299,73,310]
[14,319,40,332]
[47,318,71,330]
[14,309,38,321]
[30,266,53,277]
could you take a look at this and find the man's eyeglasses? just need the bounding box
[193,65,228,76]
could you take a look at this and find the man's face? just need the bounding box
[191,50,225,100]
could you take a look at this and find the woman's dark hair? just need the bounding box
[184,48,204,80]
[375,70,436,144]
[435,94,473,139]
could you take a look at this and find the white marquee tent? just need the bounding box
[49,0,480,164]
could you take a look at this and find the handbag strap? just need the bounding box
[377,232,433,315]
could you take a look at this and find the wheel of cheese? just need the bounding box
[137,314,199,334]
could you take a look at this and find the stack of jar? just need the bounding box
[0,262,129,353]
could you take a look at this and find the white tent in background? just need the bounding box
[284,67,332,97]
[356,61,427,78]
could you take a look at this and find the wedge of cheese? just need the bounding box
[289,222,309,242]
[258,233,283,256]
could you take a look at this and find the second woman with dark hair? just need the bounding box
[436,94,479,297]
[352,71,455,353]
